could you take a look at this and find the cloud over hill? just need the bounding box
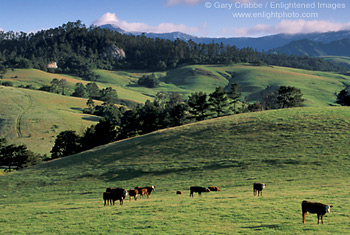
[93,12,206,35]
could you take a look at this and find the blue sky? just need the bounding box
[0,0,349,37]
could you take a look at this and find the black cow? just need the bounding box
[104,188,128,205]
[190,186,210,197]
[302,200,333,224]
[253,183,265,196]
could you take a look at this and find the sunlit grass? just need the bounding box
[1,107,350,233]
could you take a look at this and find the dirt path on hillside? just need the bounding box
[10,90,33,138]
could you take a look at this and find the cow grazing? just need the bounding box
[135,186,155,199]
[104,188,128,205]
[208,186,220,191]
[103,190,128,206]
[253,183,265,196]
[302,200,333,224]
[176,190,182,195]
[128,189,138,201]
[145,186,155,198]
[190,186,210,197]
[135,187,148,199]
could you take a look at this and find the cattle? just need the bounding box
[128,189,138,201]
[208,186,220,191]
[190,186,210,197]
[176,190,182,195]
[103,190,128,206]
[135,186,155,199]
[253,183,265,196]
[135,187,148,199]
[302,200,333,224]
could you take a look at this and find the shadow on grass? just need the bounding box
[97,160,247,182]
[243,224,280,230]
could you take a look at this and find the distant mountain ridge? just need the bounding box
[99,24,350,51]
[273,39,350,57]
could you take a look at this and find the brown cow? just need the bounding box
[176,190,182,195]
[190,186,210,197]
[135,187,148,199]
[135,186,155,199]
[253,183,265,196]
[302,200,333,224]
[208,186,220,191]
[128,189,138,201]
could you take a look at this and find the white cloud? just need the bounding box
[227,20,350,37]
[93,12,207,35]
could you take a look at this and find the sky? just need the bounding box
[0,0,349,38]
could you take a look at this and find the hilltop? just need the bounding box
[1,107,350,233]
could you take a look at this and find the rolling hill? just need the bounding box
[1,107,350,233]
[0,86,102,154]
[1,64,350,155]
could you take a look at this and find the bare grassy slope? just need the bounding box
[0,86,101,154]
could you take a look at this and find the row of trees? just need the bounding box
[51,85,304,159]
[0,21,344,80]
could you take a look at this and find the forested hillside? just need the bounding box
[0,21,344,81]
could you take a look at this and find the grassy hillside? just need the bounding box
[3,65,349,107]
[320,56,350,68]
[0,86,101,154]
[1,107,350,234]
[1,64,350,154]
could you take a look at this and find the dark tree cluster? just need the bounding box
[0,138,41,171]
[336,88,350,106]
[0,21,344,79]
[261,86,305,109]
[137,73,160,88]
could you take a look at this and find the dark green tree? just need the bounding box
[227,83,241,113]
[100,87,118,105]
[209,86,231,117]
[50,78,60,93]
[0,142,40,171]
[92,118,119,146]
[187,91,210,121]
[86,82,100,99]
[58,79,68,95]
[138,74,160,88]
[50,130,81,159]
[336,88,350,106]
[72,82,86,97]
[119,106,142,139]
[277,86,304,108]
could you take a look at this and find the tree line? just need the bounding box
[50,85,305,159]
[0,21,344,80]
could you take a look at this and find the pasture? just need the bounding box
[1,106,350,234]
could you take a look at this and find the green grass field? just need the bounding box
[1,106,350,234]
